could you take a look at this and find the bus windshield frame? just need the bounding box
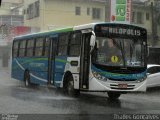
[92,24,147,73]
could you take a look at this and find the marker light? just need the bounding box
[92,71,107,81]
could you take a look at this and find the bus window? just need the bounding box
[26,39,35,57]
[19,40,26,57]
[44,38,50,56]
[69,32,81,56]
[12,40,19,58]
[58,46,67,56]
[58,33,69,56]
[35,38,44,56]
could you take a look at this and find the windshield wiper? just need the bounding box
[119,41,126,67]
[129,44,133,63]
[112,38,126,67]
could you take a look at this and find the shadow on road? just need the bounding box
[146,87,160,93]
[78,93,122,108]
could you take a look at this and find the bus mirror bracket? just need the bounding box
[147,46,149,57]
[90,31,96,52]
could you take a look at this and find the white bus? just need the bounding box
[12,22,148,99]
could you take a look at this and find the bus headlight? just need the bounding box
[92,71,107,81]
[137,76,147,83]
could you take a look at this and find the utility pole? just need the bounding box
[105,0,110,22]
[151,1,158,46]
[151,2,155,46]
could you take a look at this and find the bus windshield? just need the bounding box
[93,37,145,67]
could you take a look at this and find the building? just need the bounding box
[0,0,23,15]
[145,0,160,46]
[23,0,160,46]
[131,0,160,46]
[0,0,24,46]
[131,1,152,43]
[0,15,24,45]
[23,0,108,31]
[0,0,24,67]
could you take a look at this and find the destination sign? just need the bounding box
[101,27,141,36]
[94,24,146,38]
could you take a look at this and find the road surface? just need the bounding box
[0,68,160,120]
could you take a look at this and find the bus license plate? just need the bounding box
[118,84,128,88]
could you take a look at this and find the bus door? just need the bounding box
[80,32,91,90]
[48,36,58,85]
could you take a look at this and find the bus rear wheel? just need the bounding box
[65,75,80,97]
[107,92,121,100]
[24,71,31,87]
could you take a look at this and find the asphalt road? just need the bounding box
[0,68,160,120]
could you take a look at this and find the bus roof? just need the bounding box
[73,22,145,30]
[14,22,146,40]
[14,27,73,40]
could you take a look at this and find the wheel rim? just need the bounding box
[67,81,74,95]
[25,78,29,86]
[25,72,30,87]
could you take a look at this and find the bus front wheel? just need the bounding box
[24,71,31,87]
[107,92,121,100]
[65,75,80,97]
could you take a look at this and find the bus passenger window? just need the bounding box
[57,33,69,56]
[26,39,35,57]
[13,41,19,58]
[69,32,81,56]
[35,38,44,56]
[58,46,67,56]
[19,40,26,57]
[69,45,80,56]
[44,38,50,56]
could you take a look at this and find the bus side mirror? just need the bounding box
[90,35,96,47]
[90,31,96,52]
[147,46,149,57]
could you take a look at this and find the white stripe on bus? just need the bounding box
[15,59,47,82]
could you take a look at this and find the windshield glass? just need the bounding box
[92,37,145,67]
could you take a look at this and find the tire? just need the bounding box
[64,75,80,97]
[107,92,121,100]
[24,71,31,87]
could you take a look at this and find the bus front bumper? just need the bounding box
[88,77,146,92]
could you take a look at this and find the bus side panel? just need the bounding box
[24,57,48,85]
[12,57,48,85]
[29,72,48,85]
[54,56,67,87]
[12,58,24,81]
[64,57,80,89]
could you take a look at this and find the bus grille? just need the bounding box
[109,78,137,81]
[110,84,135,90]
